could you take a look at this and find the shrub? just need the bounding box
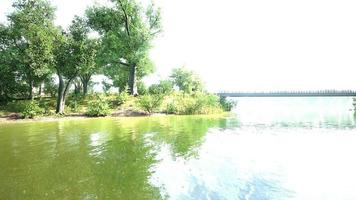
[219,97,237,111]
[66,94,85,112]
[163,92,223,115]
[166,102,178,114]
[38,99,56,114]
[137,81,148,95]
[21,101,44,119]
[5,101,28,113]
[116,92,129,106]
[137,94,164,114]
[68,100,79,112]
[148,80,173,95]
[86,97,110,117]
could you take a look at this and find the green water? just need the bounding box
[1,97,356,200]
[0,116,227,200]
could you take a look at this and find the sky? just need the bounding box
[1,0,356,92]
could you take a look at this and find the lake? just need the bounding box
[0,97,355,200]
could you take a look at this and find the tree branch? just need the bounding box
[117,0,130,36]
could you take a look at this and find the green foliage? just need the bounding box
[86,96,110,117]
[170,67,203,94]
[8,0,57,98]
[21,101,44,119]
[220,97,237,111]
[65,94,87,112]
[137,81,148,95]
[148,80,173,95]
[53,16,100,113]
[86,0,162,94]
[0,24,26,101]
[38,98,56,115]
[54,16,95,78]
[43,77,57,97]
[4,101,28,113]
[102,85,129,108]
[78,30,100,96]
[137,95,164,114]
[164,92,222,115]
[102,80,113,94]
[1,0,56,100]
[68,99,79,112]
[116,92,130,106]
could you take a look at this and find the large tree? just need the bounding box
[53,16,97,114]
[86,0,161,95]
[7,0,57,99]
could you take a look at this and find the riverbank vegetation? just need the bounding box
[0,67,236,119]
[0,0,236,120]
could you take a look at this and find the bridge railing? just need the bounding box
[216,90,356,97]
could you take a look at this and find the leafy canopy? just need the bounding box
[86,0,161,89]
[8,0,57,82]
[170,67,204,94]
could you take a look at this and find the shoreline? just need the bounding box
[0,111,148,124]
[0,111,230,124]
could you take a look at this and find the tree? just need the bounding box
[53,30,76,114]
[78,38,99,96]
[86,0,161,95]
[0,24,19,102]
[148,80,173,95]
[7,0,56,99]
[53,16,94,114]
[170,67,204,93]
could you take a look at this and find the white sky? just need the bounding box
[1,0,356,92]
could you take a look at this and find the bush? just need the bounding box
[137,81,148,95]
[116,92,129,106]
[38,99,56,114]
[148,80,173,95]
[163,92,223,115]
[68,100,79,112]
[21,101,44,119]
[66,94,85,112]
[137,94,164,114]
[166,102,178,114]
[5,101,28,113]
[219,97,237,111]
[86,96,110,117]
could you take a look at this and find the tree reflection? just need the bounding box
[127,116,226,159]
[51,119,166,199]
[0,116,225,199]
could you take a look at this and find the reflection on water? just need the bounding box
[0,97,356,200]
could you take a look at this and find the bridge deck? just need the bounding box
[217,91,356,97]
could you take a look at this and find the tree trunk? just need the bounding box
[74,81,82,95]
[82,78,89,96]
[80,75,91,97]
[29,79,34,100]
[56,75,65,114]
[83,82,88,96]
[38,83,42,97]
[56,74,74,114]
[128,65,138,96]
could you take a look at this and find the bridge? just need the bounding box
[217,90,356,97]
